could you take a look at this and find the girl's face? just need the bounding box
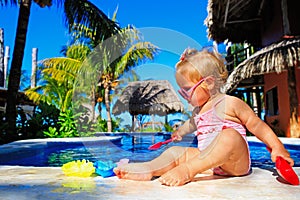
[176,71,210,107]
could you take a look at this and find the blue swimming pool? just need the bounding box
[0,133,299,168]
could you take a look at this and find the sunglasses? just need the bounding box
[178,78,205,101]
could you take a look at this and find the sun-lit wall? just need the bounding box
[264,67,300,137]
[264,71,289,136]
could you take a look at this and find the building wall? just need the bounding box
[264,71,290,136]
[296,67,300,116]
[264,67,300,137]
[260,0,300,137]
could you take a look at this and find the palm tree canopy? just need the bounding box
[112,80,184,116]
[64,0,120,42]
[25,41,92,109]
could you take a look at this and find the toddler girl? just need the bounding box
[113,47,294,186]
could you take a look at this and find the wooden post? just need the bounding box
[0,28,4,87]
[131,114,135,132]
[281,0,291,35]
[31,48,37,88]
[4,46,9,88]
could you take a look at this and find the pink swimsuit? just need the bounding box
[193,96,251,175]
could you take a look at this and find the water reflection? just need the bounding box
[53,177,97,194]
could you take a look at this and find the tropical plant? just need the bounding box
[25,9,159,135]
[57,109,78,137]
[25,59,77,112]
[88,25,159,132]
[95,117,122,133]
[1,0,119,142]
[71,9,159,132]
[13,102,60,140]
[25,43,91,137]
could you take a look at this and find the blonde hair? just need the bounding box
[176,47,228,89]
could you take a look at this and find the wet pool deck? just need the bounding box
[0,136,299,199]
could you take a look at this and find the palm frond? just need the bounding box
[64,0,120,42]
[65,44,91,61]
[117,42,159,74]
[41,57,82,82]
[25,86,51,104]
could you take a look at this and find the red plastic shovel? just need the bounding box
[148,138,173,150]
[267,147,299,185]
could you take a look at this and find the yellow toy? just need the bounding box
[62,159,95,177]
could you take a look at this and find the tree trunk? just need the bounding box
[90,85,96,122]
[97,102,102,119]
[104,86,112,132]
[6,0,32,141]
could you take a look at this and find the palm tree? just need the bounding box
[0,0,119,141]
[27,15,159,133]
[25,43,89,112]
[71,11,159,132]
[94,26,159,132]
[25,43,93,137]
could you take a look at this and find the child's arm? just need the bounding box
[230,96,294,166]
[171,108,198,141]
[172,119,197,141]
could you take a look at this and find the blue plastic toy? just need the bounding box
[94,160,117,178]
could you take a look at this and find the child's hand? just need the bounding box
[271,147,294,166]
[171,130,182,142]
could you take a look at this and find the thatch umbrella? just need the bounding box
[112,80,184,130]
[224,37,300,92]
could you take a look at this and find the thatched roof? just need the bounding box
[205,0,267,44]
[112,80,184,116]
[224,37,300,92]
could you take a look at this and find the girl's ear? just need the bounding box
[204,76,215,90]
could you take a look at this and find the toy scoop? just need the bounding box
[148,138,173,150]
[266,147,299,185]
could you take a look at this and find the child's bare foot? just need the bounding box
[158,164,193,186]
[113,163,153,181]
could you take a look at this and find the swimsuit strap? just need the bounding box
[196,95,226,118]
[212,95,226,109]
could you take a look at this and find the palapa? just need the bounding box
[112,80,184,116]
[224,37,300,92]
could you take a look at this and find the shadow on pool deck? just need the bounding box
[0,165,299,200]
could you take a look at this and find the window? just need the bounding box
[266,87,279,116]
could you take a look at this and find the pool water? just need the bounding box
[1,133,300,168]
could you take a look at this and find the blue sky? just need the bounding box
[0,0,218,126]
[0,0,212,74]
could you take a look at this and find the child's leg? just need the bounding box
[113,146,200,181]
[159,128,250,186]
